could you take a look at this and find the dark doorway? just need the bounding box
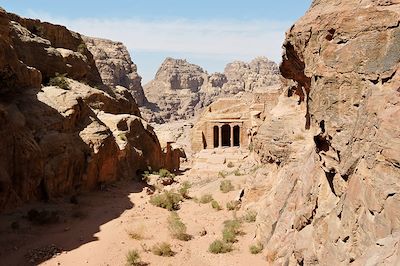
[213,126,219,148]
[233,126,240,147]
[221,124,231,147]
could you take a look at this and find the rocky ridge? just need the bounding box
[83,36,148,106]
[142,56,281,123]
[0,9,181,210]
[252,0,400,264]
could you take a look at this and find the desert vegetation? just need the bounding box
[167,212,191,241]
[149,190,183,211]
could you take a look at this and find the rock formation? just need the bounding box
[83,36,148,106]
[0,9,181,210]
[252,0,400,264]
[142,57,281,123]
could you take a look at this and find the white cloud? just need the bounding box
[23,11,292,81]
[25,11,290,64]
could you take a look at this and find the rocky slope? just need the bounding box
[0,8,181,210]
[252,0,400,264]
[83,36,148,106]
[142,57,281,123]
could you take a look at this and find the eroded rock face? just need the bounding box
[253,1,400,264]
[83,37,148,106]
[0,9,180,210]
[7,12,102,86]
[142,57,281,123]
[0,8,41,93]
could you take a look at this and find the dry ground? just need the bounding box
[0,148,267,266]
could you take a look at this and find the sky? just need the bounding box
[0,1,312,83]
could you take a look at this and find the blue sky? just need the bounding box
[0,1,312,83]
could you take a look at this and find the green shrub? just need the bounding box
[233,169,242,176]
[199,194,213,204]
[211,200,222,211]
[149,190,183,211]
[48,73,70,90]
[227,162,234,168]
[220,180,234,193]
[77,43,87,54]
[218,171,227,178]
[222,219,242,243]
[242,210,257,223]
[141,171,150,182]
[151,242,174,257]
[178,181,191,199]
[126,250,141,266]
[248,142,254,151]
[158,169,172,178]
[168,212,191,241]
[226,200,240,211]
[208,239,232,254]
[249,242,264,254]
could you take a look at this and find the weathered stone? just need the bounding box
[0,8,182,210]
[253,1,400,264]
[142,57,281,123]
[83,36,148,106]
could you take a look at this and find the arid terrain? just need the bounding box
[1,149,266,266]
[1,0,400,265]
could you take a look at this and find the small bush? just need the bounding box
[151,242,174,257]
[178,181,191,199]
[227,162,234,168]
[242,210,257,223]
[48,73,70,90]
[117,133,128,142]
[233,169,242,176]
[168,212,191,241]
[222,219,242,243]
[249,242,264,254]
[128,226,145,240]
[220,180,234,193]
[126,249,141,266]
[208,239,232,254]
[211,200,222,211]
[149,190,183,211]
[158,169,172,178]
[218,171,227,178]
[199,194,213,204]
[226,201,240,211]
[141,171,150,182]
[248,142,254,152]
[77,43,87,54]
[222,228,237,243]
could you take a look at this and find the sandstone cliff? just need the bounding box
[0,9,180,210]
[142,57,281,123]
[252,0,400,264]
[83,36,148,106]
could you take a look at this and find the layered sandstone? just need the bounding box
[142,57,281,123]
[252,0,400,264]
[83,37,148,106]
[0,9,180,210]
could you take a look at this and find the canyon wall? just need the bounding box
[0,9,180,210]
[142,57,281,123]
[83,36,148,106]
[252,0,400,264]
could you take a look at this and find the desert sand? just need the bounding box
[0,148,266,266]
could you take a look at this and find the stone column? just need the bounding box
[219,125,222,148]
[230,124,234,147]
[239,125,242,147]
